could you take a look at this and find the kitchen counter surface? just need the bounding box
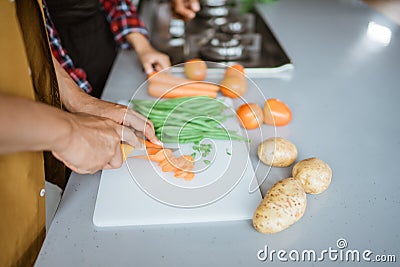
[36,0,400,266]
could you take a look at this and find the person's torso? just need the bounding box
[45,0,118,98]
[45,0,100,23]
[0,0,63,266]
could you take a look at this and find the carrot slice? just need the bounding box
[133,148,196,180]
[146,147,163,155]
[183,172,195,180]
[158,158,170,167]
[137,136,163,149]
[149,149,171,162]
[179,155,195,171]
[174,170,195,180]
[133,149,171,162]
[174,170,186,178]
[162,163,179,172]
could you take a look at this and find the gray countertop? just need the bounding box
[36,0,400,266]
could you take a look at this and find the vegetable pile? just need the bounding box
[134,148,195,180]
[131,96,247,144]
[121,138,196,180]
[253,136,332,234]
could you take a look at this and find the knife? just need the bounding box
[120,143,180,161]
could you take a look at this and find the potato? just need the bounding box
[258,137,298,167]
[292,157,332,194]
[253,178,306,234]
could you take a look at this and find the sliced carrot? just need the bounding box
[174,170,187,178]
[162,163,179,172]
[133,146,196,180]
[183,172,195,180]
[182,155,195,170]
[150,149,171,162]
[133,149,171,162]
[158,158,170,167]
[176,156,194,171]
[137,136,163,149]
[174,170,195,180]
[146,147,163,155]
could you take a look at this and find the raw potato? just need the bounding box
[253,178,307,234]
[292,157,332,194]
[258,137,298,167]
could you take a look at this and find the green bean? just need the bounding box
[131,96,247,143]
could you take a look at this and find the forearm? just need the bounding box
[52,55,161,145]
[126,32,152,53]
[0,94,72,154]
[53,56,126,124]
[52,55,96,113]
[126,33,171,74]
[52,56,122,124]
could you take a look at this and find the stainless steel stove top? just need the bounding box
[139,0,293,77]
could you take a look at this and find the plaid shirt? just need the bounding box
[43,0,148,93]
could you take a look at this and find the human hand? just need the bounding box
[51,113,130,174]
[78,99,162,148]
[171,0,200,21]
[53,50,162,149]
[137,47,171,75]
[126,32,171,74]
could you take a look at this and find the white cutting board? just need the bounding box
[93,99,262,227]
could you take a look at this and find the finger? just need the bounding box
[143,62,155,75]
[189,0,200,12]
[154,63,163,72]
[123,110,157,144]
[174,0,195,19]
[103,133,124,169]
[157,55,171,70]
[121,126,145,150]
[106,144,123,169]
[124,109,155,133]
[127,108,148,122]
[114,125,142,150]
[142,123,163,146]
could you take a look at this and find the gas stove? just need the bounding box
[139,0,293,77]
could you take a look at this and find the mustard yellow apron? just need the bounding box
[0,0,64,265]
